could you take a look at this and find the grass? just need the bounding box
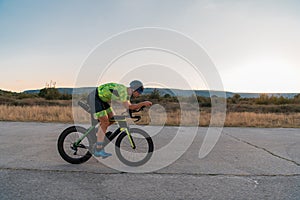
[213,112,300,128]
[0,105,74,123]
[0,105,299,127]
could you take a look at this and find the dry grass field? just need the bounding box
[0,105,75,123]
[0,105,299,127]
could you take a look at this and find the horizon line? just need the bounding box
[2,87,299,94]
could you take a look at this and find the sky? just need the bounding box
[1,0,300,93]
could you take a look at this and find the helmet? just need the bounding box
[129,80,144,94]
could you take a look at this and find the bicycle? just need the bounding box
[57,101,154,167]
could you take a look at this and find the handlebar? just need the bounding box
[127,106,146,122]
[128,106,145,116]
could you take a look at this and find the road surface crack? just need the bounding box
[0,167,299,177]
[223,131,300,167]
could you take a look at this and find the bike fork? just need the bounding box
[121,128,136,149]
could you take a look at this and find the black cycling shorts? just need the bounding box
[87,89,112,118]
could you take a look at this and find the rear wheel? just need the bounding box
[57,126,94,164]
[115,128,154,166]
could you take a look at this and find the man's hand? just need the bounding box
[142,101,152,107]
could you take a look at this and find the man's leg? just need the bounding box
[94,116,112,158]
[96,107,114,147]
[93,99,113,158]
[96,115,110,148]
[93,109,112,158]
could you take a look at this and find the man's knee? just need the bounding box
[99,118,110,128]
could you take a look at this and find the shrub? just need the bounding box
[39,88,58,99]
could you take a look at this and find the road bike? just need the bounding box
[57,101,154,167]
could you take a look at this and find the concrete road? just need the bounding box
[0,122,299,199]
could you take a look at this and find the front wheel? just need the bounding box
[57,126,94,164]
[115,128,154,167]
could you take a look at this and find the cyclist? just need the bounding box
[87,80,152,158]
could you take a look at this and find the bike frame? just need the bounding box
[74,117,136,149]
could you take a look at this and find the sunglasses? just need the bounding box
[135,87,144,94]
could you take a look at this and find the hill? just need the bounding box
[23,87,299,99]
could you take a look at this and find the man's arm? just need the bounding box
[123,101,152,110]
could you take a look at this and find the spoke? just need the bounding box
[63,132,89,158]
[118,132,148,162]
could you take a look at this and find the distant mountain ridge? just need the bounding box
[23,87,299,99]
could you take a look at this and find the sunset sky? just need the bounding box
[1,0,300,93]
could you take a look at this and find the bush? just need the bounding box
[293,94,300,104]
[149,89,161,100]
[38,88,71,100]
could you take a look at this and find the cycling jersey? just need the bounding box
[97,83,129,103]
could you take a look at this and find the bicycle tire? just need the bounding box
[115,128,154,167]
[57,126,93,164]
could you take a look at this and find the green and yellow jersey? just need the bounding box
[97,83,129,103]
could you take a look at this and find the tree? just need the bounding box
[256,94,269,105]
[232,94,241,104]
[276,96,289,105]
[39,88,61,100]
[197,96,211,107]
[149,89,160,100]
[60,93,72,100]
[163,94,171,98]
[294,94,300,104]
